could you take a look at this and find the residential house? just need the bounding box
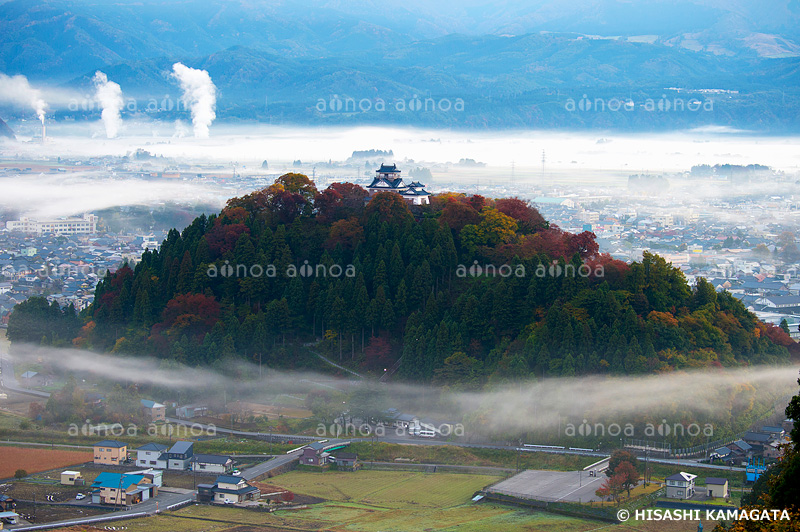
[197,475,260,504]
[191,454,234,474]
[0,495,15,512]
[140,399,166,422]
[705,478,729,499]
[665,472,697,499]
[743,431,772,452]
[301,442,330,466]
[135,443,168,469]
[93,440,128,465]
[165,441,194,470]
[764,440,786,459]
[760,426,786,440]
[729,439,753,461]
[90,472,156,505]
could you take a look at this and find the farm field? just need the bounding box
[54,498,603,532]
[270,470,498,508]
[0,445,91,478]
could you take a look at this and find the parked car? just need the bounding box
[75,493,86,500]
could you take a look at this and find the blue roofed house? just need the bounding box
[90,472,157,505]
[140,399,166,422]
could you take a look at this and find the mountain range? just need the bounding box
[2,0,799,130]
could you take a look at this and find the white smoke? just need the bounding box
[0,72,47,122]
[171,63,216,138]
[92,71,124,138]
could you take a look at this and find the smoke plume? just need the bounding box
[171,63,216,138]
[0,73,47,122]
[92,71,123,138]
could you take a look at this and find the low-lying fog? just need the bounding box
[6,343,798,439]
[4,121,800,173]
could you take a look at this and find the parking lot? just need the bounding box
[486,469,607,503]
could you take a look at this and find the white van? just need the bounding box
[417,429,435,438]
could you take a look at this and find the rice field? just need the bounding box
[269,470,496,508]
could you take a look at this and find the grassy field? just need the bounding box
[348,441,597,471]
[270,470,497,509]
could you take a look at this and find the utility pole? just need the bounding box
[541,149,546,178]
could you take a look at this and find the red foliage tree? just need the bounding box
[495,197,546,233]
[325,217,365,250]
[364,192,413,224]
[439,201,481,232]
[315,182,369,222]
[363,335,395,371]
[204,223,250,257]
[467,194,488,211]
[151,293,221,348]
[564,230,599,259]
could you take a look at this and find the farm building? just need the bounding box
[329,452,359,470]
[60,470,84,486]
[190,454,234,474]
[176,404,208,419]
[93,440,128,465]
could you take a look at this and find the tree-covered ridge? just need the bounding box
[13,173,789,383]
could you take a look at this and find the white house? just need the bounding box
[135,443,168,469]
[190,454,234,474]
[165,441,194,470]
[665,472,697,499]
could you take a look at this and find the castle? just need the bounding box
[366,164,431,205]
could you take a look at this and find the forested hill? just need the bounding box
[9,173,794,383]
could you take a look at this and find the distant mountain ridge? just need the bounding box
[2,0,799,130]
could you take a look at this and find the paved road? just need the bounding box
[9,490,194,531]
[0,356,50,399]
[241,452,300,481]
